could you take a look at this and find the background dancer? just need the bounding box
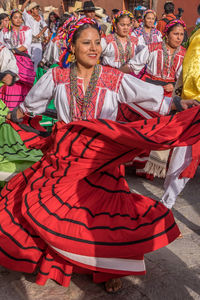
[21,0,48,71]
[101,10,139,69]
[132,9,162,46]
[121,19,186,97]
[0,9,35,110]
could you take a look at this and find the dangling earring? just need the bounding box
[70,52,76,63]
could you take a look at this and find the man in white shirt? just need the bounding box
[21,0,48,71]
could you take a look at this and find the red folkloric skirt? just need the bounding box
[0,106,200,287]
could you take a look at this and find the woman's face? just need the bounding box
[50,14,56,22]
[11,12,23,27]
[2,17,9,29]
[114,16,132,37]
[166,25,184,48]
[144,13,155,28]
[31,7,40,16]
[71,27,102,69]
[85,10,96,19]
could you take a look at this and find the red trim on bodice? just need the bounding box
[52,66,124,121]
[147,42,186,81]
[105,34,138,63]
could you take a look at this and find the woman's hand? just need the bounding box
[35,33,41,39]
[2,74,13,86]
[6,107,25,122]
[180,99,200,110]
[171,98,200,112]
[119,64,132,74]
[6,112,11,120]
[163,83,174,93]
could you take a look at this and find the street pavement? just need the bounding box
[0,169,200,300]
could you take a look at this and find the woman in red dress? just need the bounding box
[0,18,199,294]
[121,19,186,97]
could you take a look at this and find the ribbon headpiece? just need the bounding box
[164,19,186,36]
[111,10,134,33]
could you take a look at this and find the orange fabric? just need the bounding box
[157,14,176,36]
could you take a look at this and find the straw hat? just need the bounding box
[68,1,82,13]
[95,7,107,19]
[43,6,59,21]
[27,2,40,11]
[0,8,9,15]
[44,6,57,13]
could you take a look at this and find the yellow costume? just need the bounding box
[182,28,200,101]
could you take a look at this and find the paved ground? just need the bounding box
[0,169,200,300]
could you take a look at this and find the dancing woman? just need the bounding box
[101,10,139,69]
[0,9,35,110]
[41,15,77,67]
[132,10,162,46]
[0,41,40,182]
[0,18,199,294]
[48,12,60,40]
[121,19,186,97]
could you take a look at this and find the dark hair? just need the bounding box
[164,2,175,14]
[112,9,119,14]
[198,4,200,15]
[59,14,70,27]
[0,13,9,21]
[166,23,185,35]
[72,23,100,44]
[176,8,184,19]
[48,12,59,22]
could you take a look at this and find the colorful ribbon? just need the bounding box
[164,19,186,36]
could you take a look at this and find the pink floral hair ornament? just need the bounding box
[163,19,186,36]
[66,17,99,52]
[60,17,99,68]
[143,9,156,19]
[112,10,134,33]
[55,15,78,41]
[10,8,22,17]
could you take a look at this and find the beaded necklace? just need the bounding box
[10,26,21,48]
[114,33,132,65]
[142,27,153,45]
[161,41,180,79]
[70,63,101,121]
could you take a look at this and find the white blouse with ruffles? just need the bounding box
[20,65,172,123]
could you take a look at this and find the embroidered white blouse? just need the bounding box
[101,34,141,69]
[0,26,32,53]
[20,65,172,123]
[128,42,186,81]
[131,28,162,46]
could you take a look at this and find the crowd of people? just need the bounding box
[0,0,200,294]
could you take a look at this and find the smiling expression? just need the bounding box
[71,27,102,68]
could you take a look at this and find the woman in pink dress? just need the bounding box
[0,9,35,110]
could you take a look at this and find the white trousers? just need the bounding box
[161,146,192,209]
